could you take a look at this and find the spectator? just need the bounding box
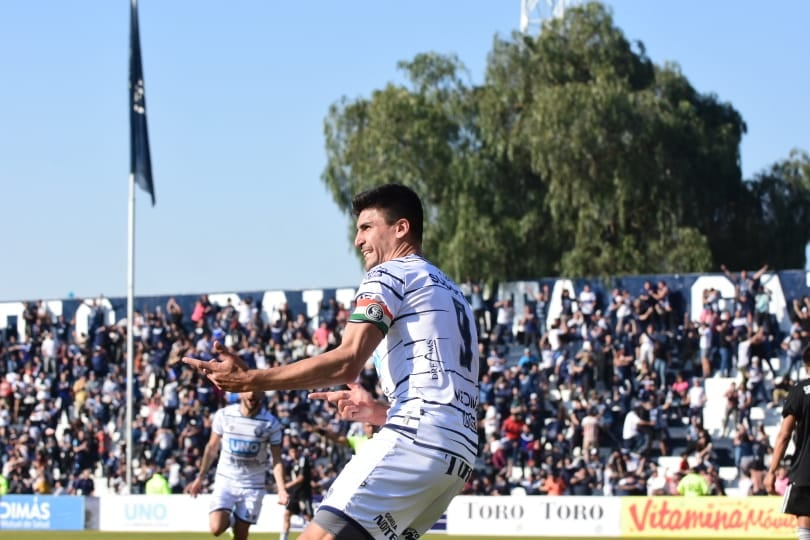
[677,465,710,496]
[781,328,805,380]
[722,381,740,437]
[747,357,769,406]
[517,347,538,374]
[542,468,567,496]
[772,375,794,408]
[773,465,790,496]
[686,377,707,426]
[492,298,515,345]
[144,466,171,495]
[578,284,597,324]
[622,403,651,453]
[69,468,95,496]
[501,407,527,475]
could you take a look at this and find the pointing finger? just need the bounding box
[182,357,205,369]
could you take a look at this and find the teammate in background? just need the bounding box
[185,183,480,540]
[185,391,288,540]
[766,345,810,540]
[280,445,314,540]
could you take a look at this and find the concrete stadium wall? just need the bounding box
[1,270,809,339]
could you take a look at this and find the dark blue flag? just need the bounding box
[129,0,155,206]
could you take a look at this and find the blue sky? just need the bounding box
[1,0,807,302]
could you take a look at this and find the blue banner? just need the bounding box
[0,495,85,531]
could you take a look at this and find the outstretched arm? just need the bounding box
[183,322,383,393]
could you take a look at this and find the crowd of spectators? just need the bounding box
[465,266,810,497]
[1,266,809,500]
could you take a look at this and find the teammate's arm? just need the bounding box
[765,413,796,494]
[185,431,222,497]
[270,444,289,506]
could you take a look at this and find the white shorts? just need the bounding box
[315,427,470,540]
[209,482,265,525]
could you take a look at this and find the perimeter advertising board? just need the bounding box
[446,495,621,537]
[98,494,286,532]
[0,495,85,530]
[620,496,794,538]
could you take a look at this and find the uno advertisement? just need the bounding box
[445,495,622,537]
[0,495,85,530]
[620,496,795,538]
[98,494,287,532]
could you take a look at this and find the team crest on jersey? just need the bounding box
[254,425,266,437]
[365,303,384,321]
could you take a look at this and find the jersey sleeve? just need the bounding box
[269,416,283,446]
[349,264,405,336]
[783,384,803,418]
[211,409,224,436]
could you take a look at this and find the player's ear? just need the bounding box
[394,218,410,240]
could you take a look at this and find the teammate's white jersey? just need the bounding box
[211,404,283,489]
[349,254,480,464]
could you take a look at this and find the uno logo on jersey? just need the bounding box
[228,439,261,456]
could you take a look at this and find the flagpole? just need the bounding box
[126,171,135,494]
[128,0,154,495]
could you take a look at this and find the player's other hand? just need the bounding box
[185,477,204,498]
[277,490,289,506]
[182,340,252,392]
[309,383,381,424]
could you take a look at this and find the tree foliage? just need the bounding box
[321,2,810,283]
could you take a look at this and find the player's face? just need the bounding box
[240,391,263,416]
[354,208,401,271]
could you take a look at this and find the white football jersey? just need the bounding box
[211,404,283,489]
[350,254,480,464]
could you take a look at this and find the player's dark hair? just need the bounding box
[352,183,423,244]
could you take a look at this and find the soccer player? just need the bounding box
[185,391,288,540]
[766,345,810,540]
[185,183,480,540]
[280,445,313,540]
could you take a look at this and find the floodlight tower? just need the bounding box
[520,0,578,35]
